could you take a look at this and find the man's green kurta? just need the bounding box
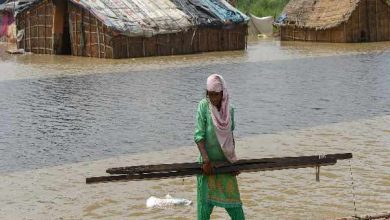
[194,98,242,215]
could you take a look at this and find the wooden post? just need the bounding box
[293,26,295,40]
[375,0,378,41]
[75,11,78,56]
[198,30,201,52]
[358,1,360,41]
[96,21,100,58]
[236,32,238,50]
[28,12,31,52]
[181,32,184,54]
[126,36,129,58]
[218,31,221,51]
[206,29,209,51]
[37,8,40,54]
[366,0,370,41]
[168,34,172,55]
[157,35,159,56]
[44,2,46,54]
[70,12,73,55]
[89,12,91,57]
[344,22,347,42]
[142,38,145,57]
[228,31,231,50]
[102,25,106,58]
[24,15,26,51]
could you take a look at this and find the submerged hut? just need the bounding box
[14,0,248,58]
[0,1,15,42]
[277,0,390,42]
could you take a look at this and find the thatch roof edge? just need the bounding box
[280,0,359,30]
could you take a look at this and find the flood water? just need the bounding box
[0,39,389,219]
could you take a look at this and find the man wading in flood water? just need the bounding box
[194,74,245,220]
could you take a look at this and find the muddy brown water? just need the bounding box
[0,39,389,219]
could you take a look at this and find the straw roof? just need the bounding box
[15,0,248,37]
[281,0,362,30]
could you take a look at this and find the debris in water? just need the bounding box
[146,194,192,208]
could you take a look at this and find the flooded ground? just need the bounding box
[0,39,389,219]
[0,116,389,219]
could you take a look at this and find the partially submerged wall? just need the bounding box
[16,0,248,58]
[280,0,390,42]
[16,0,54,53]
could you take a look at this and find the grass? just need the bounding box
[237,0,390,17]
[237,0,290,17]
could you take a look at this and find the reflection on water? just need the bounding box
[1,40,389,80]
[0,38,389,219]
[0,116,388,219]
[1,39,389,173]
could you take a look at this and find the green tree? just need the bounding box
[237,0,290,17]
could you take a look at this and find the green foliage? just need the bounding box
[237,0,290,17]
[237,0,390,17]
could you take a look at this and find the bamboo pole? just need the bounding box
[366,0,370,41]
[126,36,129,58]
[102,25,106,58]
[228,31,231,50]
[107,153,352,175]
[29,12,31,52]
[218,31,221,51]
[142,38,145,57]
[36,9,40,54]
[86,153,352,184]
[329,212,390,220]
[24,15,26,51]
[75,10,78,56]
[44,2,46,54]
[375,0,378,41]
[87,157,338,184]
[344,22,346,42]
[96,21,100,58]
[89,12,91,57]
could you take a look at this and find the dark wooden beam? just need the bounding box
[86,153,352,184]
[106,153,352,175]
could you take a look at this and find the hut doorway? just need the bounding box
[53,0,71,55]
[61,13,71,54]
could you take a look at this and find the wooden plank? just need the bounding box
[87,156,340,184]
[329,212,390,220]
[106,153,352,175]
[102,25,106,58]
[142,38,145,57]
[126,36,129,58]
[44,1,46,53]
[29,11,32,52]
[89,12,91,56]
[376,0,378,41]
[24,14,27,50]
[96,21,100,58]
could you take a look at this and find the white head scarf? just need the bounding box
[206,74,237,163]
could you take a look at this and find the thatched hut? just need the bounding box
[15,0,248,58]
[0,1,15,42]
[277,0,390,42]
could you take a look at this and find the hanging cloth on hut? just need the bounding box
[0,13,9,37]
[248,14,274,36]
[193,0,248,24]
